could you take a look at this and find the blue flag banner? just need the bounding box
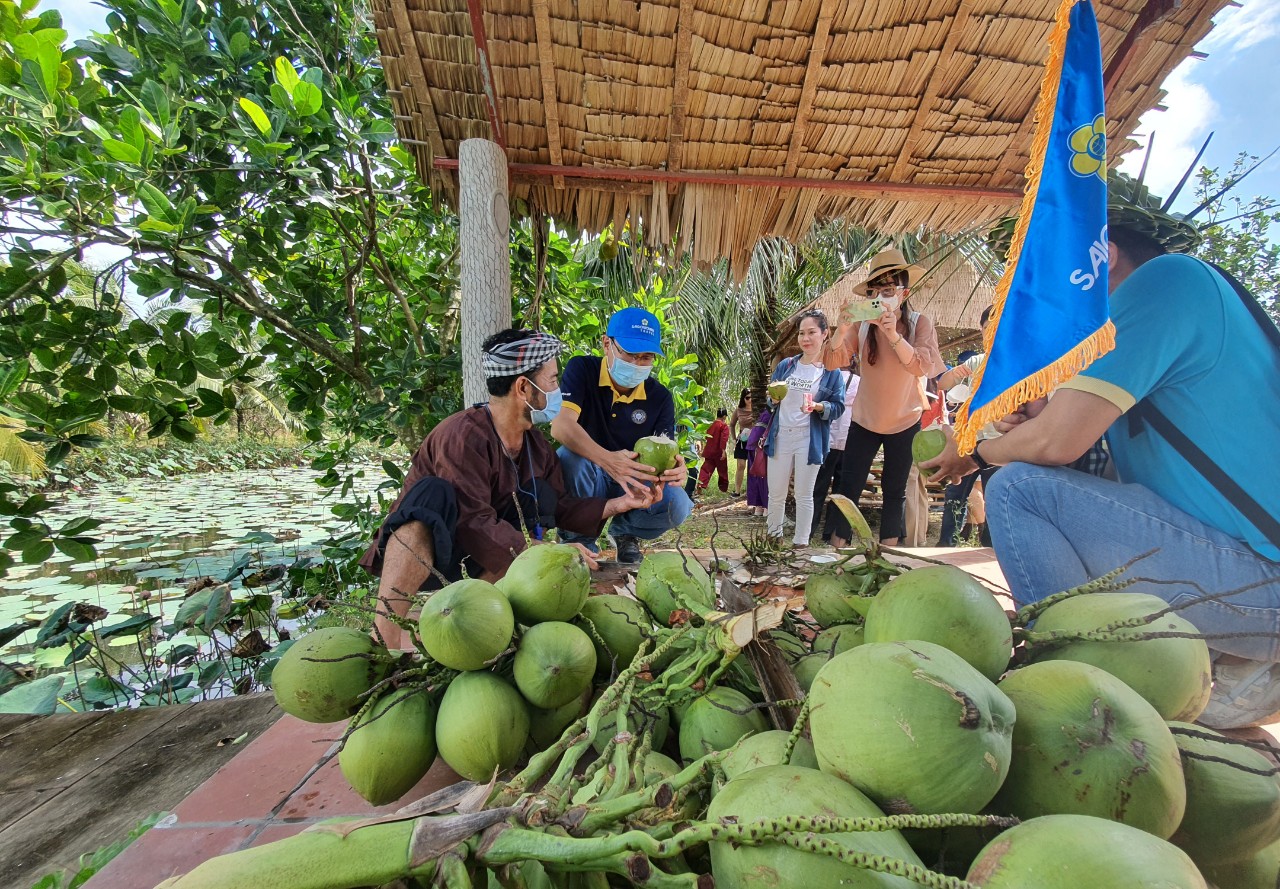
[954,0,1114,454]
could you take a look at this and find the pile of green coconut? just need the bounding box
[158,530,1277,889]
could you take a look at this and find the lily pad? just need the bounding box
[0,675,67,714]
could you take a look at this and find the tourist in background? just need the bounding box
[936,306,996,547]
[814,360,860,539]
[697,408,731,494]
[744,407,771,517]
[829,249,945,547]
[729,389,755,496]
[763,309,846,546]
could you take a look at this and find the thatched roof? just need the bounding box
[374,0,1227,274]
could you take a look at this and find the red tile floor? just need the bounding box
[85,713,464,888]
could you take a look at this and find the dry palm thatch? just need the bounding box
[374,0,1228,276]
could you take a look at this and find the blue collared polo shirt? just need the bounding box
[560,355,676,451]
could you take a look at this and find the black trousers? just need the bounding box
[813,446,845,539]
[829,420,920,542]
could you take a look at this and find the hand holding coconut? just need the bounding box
[596,447,660,494]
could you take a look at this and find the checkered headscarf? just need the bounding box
[481,332,565,379]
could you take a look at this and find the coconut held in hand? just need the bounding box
[911,427,947,466]
[633,435,678,473]
[767,381,789,401]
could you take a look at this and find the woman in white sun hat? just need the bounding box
[828,248,944,548]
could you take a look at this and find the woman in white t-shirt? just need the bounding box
[761,310,847,545]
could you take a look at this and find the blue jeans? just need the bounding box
[555,446,694,549]
[987,462,1280,660]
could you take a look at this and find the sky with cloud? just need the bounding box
[46,0,1280,212]
[1117,0,1280,213]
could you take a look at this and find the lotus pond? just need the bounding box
[0,466,383,712]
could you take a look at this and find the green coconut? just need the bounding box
[721,730,818,781]
[812,623,864,657]
[766,380,789,402]
[641,751,682,786]
[513,621,597,709]
[634,551,715,626]
[270,627,390,724]
[576,594,652,672]
[1203,837,1280,889]
[418,578,514,671]
[809,641,1015,815]
[678,686,768,763]
[993,660,1186,838]
[1029,591,1212,721]
[967,814,1207,888]
[633,434,679,473]
[803,571,869,628]
[792,653,830,693]
[527,686,592,750]
[1169,721,1280,866]
[912,427,947,466]
[864,565,1012,681]
[338,688,437,806]
[709,765,925,889]
[435,671,529,781]
[497,544,591,624]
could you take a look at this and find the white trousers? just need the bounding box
[767,424,822,545]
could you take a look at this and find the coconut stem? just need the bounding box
[781,699,811,764]
[1014,559,1143,625]
[777,834,978,889]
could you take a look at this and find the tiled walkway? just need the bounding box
[86,715,463,888]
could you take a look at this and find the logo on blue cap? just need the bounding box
[606,308,664,356]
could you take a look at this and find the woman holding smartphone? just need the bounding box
[762,309,846,546]
[829,249,944,547]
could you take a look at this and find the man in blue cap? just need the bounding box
[551,307,692,563]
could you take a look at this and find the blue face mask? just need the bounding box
[526,381,563,424]
[609,352,652,389]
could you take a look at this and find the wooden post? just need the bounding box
[458,138,512,407]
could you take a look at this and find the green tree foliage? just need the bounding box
[1190,154,1280,321]
[0,0,469,572]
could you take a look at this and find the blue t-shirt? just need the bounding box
[559,355,676,451]
[1060,254,1280,559]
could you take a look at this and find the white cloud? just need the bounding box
[1201,0,1280,53]
[1117,62,1218,199]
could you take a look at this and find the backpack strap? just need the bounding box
[1124,261,1280,555]
[1128,401,1280,554]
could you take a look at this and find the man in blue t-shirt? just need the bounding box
[551,308,692,564]
[924,198,1280,731]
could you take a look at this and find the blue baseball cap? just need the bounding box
[606,307,664,356]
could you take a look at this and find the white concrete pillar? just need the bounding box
[458,138,512,406]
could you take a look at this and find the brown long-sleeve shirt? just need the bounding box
[359,406,608,577]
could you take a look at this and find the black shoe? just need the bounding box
[616,535,644,565]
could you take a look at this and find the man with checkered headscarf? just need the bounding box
[360,328,659,649]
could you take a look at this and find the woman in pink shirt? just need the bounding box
[828,249,944,547]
